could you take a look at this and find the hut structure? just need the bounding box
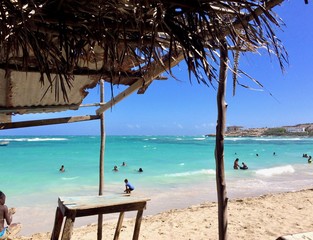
[0,0,304,239]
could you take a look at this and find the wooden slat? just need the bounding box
[0,115,100,130]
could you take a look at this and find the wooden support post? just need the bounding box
[113,212,125,240]
[98,80,105,240]
[51,207,64,240]
[215,37,229,240]
[132,209,144,240]
[61,211,76,240]
[96,52,184,115]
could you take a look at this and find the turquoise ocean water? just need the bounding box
[0,135,313,236]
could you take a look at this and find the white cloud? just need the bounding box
[126,124,141,129]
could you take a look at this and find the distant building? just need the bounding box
[226,126,244,132]
[285,127,306,133]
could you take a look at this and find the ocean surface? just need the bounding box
[0,135,313,236]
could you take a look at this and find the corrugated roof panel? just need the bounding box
[0,70,98,114]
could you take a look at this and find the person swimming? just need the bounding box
[59,165,65,172]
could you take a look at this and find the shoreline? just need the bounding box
[15,188,313,240]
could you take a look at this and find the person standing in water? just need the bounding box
[233,158,240,169]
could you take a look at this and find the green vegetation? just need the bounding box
[263,128,286,136]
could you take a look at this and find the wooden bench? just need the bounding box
[50,195,150,240]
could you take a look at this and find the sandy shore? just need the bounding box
[15,188,313,240]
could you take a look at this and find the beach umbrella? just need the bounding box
[0,1,290,239]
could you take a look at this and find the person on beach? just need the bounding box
[240,162,248,170]
[59,165,65,172]
[308,156,312,164]
[0,191,21,240]
[113,165,119,172]
[124,179,134,194]
[233,158,240,169]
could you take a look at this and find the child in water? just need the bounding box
[240,162,248,170]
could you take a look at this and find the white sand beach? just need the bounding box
[15,188,313,240]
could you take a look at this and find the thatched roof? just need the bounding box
[0,0,288,116]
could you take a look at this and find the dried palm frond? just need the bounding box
[0,0,288,101]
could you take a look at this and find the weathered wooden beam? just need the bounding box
[96,52,184,115]
[0,115,100,130]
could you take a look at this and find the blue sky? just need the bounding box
[2,1,313,136]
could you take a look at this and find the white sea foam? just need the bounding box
[61,176,79,180]
[1,137,68,142]
[252,138,302,141]
[225,137,243,141]
[225,137,304,142]
[255,165,295,177]
[165,169,215,177]
[193,137,206,141]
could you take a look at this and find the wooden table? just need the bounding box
[50,195,150,240]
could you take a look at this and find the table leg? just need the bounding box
[51,207,64,240]
[132,209,144,240]
[61,211,76,240]
[113,211,125,240]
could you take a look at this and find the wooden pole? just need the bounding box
[0,115,100,130]
[97,80,105,240]
[215,37,229,240]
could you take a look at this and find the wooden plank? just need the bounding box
[113,212,125,240]
[73,201,147,217]
[59,195,150,210]
[0,115,100,130]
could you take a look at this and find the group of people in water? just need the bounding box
[113,162,143,173]
[303,153,312,163]
[233,158,248,170]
